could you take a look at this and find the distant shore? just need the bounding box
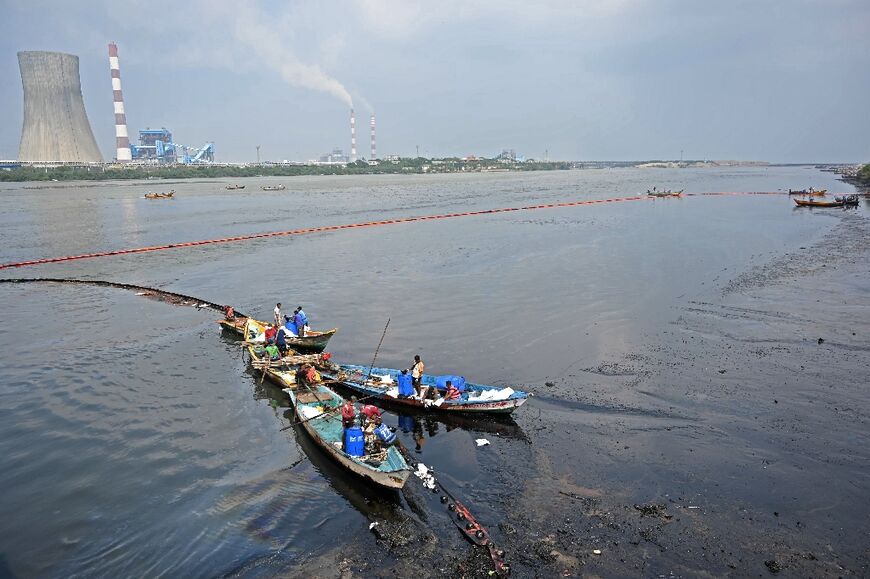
[0,159,573,183]
[0,158,783,183]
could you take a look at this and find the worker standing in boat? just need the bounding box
[274,302,283,327]
[410,355,425,398]
[275,324,289,354]
[294,306,309,337]
[283,315,298,336]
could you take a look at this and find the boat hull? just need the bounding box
[794,199,843,208]
[219,317,337,353]
[325,365,529,415]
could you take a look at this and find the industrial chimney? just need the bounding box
[108,43,132,162]
[17,51,103,163]
[370,114,376,161]
[350,108,357,162]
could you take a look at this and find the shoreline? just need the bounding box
[288,209,870,577]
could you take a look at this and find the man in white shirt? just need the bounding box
[274,302,282,327]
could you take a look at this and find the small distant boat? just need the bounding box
[144,190,175,199]
[261,184,286,191]
[226,184,246,190]
[789,188,826,196]
[323,364,530,415]
[835,194,859,206]
[794,198,844,208]
[647,189,683,197]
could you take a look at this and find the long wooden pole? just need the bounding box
[366,318,390,383]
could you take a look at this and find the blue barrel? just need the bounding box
[397,373,414,396]
[374,423,396,445]
[344,426,365,456]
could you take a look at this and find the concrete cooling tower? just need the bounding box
[17,51,103,163]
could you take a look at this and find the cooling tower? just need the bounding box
[17,51,103,163]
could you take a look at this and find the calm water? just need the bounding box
[0,167,860,577]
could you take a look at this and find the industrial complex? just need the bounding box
[13,44,215,166]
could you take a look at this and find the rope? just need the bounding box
[0,191,803,271]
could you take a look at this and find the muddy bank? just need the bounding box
[291,213,869,577]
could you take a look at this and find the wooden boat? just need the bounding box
[225,184,246,190]
[647,189,683,197]
[219,315,337,353]
[322,364,529,415]
[288,384,411,489]
[835,194,859,206]
[789,188,826,196]
[144,190,175,199]
[794,198,844,208]
[244,334,411,490]
[261,184,286,191]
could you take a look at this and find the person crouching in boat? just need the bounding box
[296,364,321,389]
[224,305,235,320]
[275,324,289,354]
[341,396,358,429]
[264,342,281,361]
[264,324,278,345]
[443,380,461,402]
[294,306,309,337]
[283,315,298,336]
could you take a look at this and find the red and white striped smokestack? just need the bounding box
[350,108,357,162]
[108,42,132,162]
[370,114,376,161]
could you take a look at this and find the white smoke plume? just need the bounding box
[214,1,354,107]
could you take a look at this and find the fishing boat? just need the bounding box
[835,194,859,206]
[246,342,326,389]
[789,188,827,196]
[219,315,337,353]
[261,184,286,191]
[288,384,411,489]
[323,364,529,415]
[226,184,246,190]
[647,189,683,197]
[244,335,411,490]
[144,190,175,199]
[794,198,844,208]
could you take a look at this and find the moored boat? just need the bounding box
[226,184,246,190]
[789,188,826,196]
[144,190,175,199]
[287,384,411,489]
[261,184,286,191]
[647,189,683,197]
[323,364,529,415]
[219,315,337,353]
[794,198,844,208]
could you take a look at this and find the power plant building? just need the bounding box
[17,51,103,163]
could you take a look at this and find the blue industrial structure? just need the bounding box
[130,127,214,164]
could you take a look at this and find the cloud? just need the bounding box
[354,0,639,38]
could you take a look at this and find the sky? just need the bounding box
[1,0,868,163]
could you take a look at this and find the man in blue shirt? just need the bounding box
[294,306,309,337]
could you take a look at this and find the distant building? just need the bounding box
[17,51,102,163]
[318,148,350,164]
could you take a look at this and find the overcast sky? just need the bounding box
[1,0,868,163]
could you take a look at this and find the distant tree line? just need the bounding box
[0,158,573,182]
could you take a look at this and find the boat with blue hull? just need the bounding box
[324,364,529,415]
